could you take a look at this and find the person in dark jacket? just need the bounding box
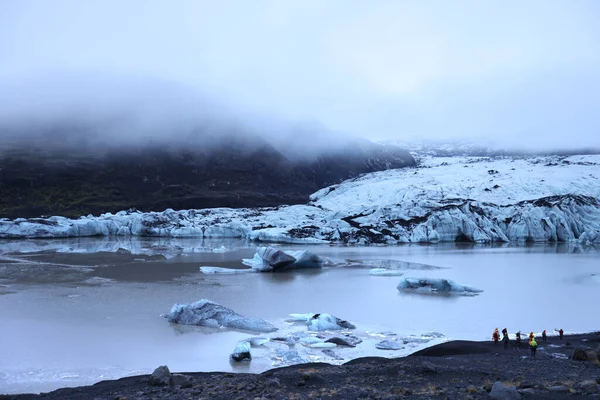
[542,330,547,342]
[515,331,522,350]
[503,331,509,350]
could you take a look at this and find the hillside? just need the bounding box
[0,134,414,219]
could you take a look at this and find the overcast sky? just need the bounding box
[1,0,599,149]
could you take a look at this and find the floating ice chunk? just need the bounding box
[397,278,482,295]
[212,246,227,253]
[285,250,326,269]
[307,313,356,331]
[242,246,296,271]
[242,247,324,272]
[286,313,316,322]
[230,341,251,361]
[400,336,432,344]
[307,342,337,349]
[376,340,403,350]
[199,266,254,274]
[247,337,270,347]
[369,268,404,276]
[166,299,278,333]
[299,336,323,345]
[274,348,305,365]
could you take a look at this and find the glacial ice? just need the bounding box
[241,247,325,271]
[199,266,254,274]
[1,155,599,245]
[286,313,315,322]
[230,341,251,362]
[246,337,270,347]
[166,299,278,333]
[306,313,356,331]
[397,278,482,295]
[375,340,403,350]
[369,268,404,276]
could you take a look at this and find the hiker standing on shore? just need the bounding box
[528,332,534,344]
[530,336,538,358]
[558,328,564,340]
[503,331,509,350]
[492,328,500,345]
[542,330,547,342]
[515,331,522,350]
[501,328,508,337]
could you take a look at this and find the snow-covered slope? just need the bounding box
[1,155,599,244]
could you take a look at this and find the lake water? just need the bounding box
[0,238,598,394]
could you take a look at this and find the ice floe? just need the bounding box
[230,341,252,362]
[369,268,405,276]
[166,299,278,333]
[307,313,356,331]
[241,246,325,271]
[397,278,483,295]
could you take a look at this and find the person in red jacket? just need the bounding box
[492,328,500,344]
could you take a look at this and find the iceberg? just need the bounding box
[369,268,404,276]
[230,341,251,362]
[166,299,278,333]
[246,337,270,347]
[376,340,403,350]
[242,247,324,272]
[307,313,356,331]
[285,313,316,322]
[397,278,482,295]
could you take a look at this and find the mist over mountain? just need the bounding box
[0,73,414,219]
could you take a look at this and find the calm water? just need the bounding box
[0,239,598,394]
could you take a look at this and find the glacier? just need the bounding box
[1,155,599,244]
[166,299,278,333]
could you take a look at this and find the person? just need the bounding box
[559,328,564,340]
[542,330,547,342]
[528,332,534,344]
[492,328,500,345]
[515,331,522,350]
[503,331,509,350]
[530,336,538,358]
[502,328,508,337]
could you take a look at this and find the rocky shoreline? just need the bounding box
[2,332,599,399]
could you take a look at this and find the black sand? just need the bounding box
[2,332,599,399]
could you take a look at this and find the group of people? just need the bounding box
[492,328,564,358]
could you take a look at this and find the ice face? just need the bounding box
[2,155,599,245]
[397,278,483,295]
[166,299,278,333]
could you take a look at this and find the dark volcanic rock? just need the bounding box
[148,365,171,386]
[572,348,589,361]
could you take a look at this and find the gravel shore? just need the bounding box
[2,332,599,400]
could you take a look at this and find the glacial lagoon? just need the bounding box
[0,238,598,394]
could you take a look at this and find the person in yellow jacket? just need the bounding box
[529,336,538,358]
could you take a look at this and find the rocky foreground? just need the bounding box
[2,333,599,400]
